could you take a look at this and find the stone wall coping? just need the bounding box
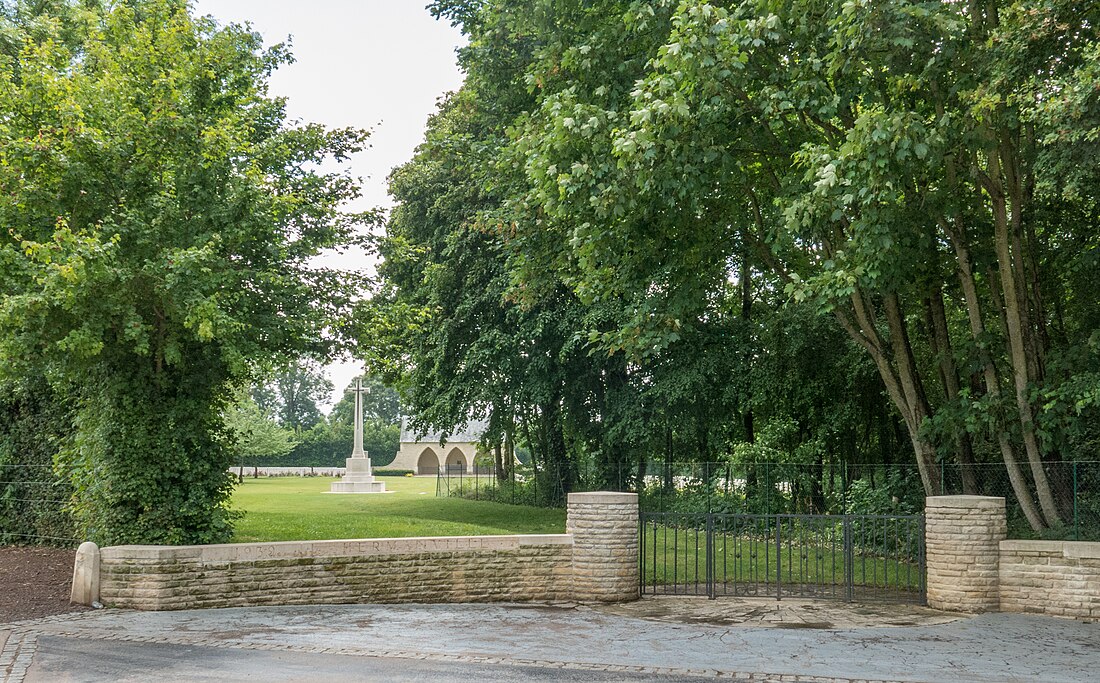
[567,491,638,504]
[100,534,572,563]
[926,495,1006,509]
[1001,539,1100,560]
[1000,539,1062,553]
[1064,542,1100,560]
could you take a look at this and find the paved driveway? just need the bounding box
[2,600,1097,682]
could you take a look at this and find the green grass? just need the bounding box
[230,476,566,543]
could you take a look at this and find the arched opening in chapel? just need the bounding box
[417,447,440,475]
[445,447,467,475]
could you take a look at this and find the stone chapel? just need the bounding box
[387,417,489,475]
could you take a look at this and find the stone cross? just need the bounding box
[329,377,385,492]
[351,378,369,458]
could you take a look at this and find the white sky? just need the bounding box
[191,1,467,409]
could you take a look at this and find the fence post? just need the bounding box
[1073,462,1079,542]
[843,516,854,602]
[706,514,715,599]
[775,515,782,601]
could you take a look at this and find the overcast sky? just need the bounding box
[191,1,467,408]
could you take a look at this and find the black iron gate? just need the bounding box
[639,513,925,604]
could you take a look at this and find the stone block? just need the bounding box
[70,541,100,606]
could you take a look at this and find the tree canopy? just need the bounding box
[252,361,335,434]
[0,0,367,543]
[225,390,297,473]
[3,0,1097,543]
[367,0,1100,526]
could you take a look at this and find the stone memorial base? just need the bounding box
[328,456,388,494]
[329,480,387,494]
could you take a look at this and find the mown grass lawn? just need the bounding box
[230,476,566,542]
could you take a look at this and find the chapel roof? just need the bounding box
[399,416,488,445]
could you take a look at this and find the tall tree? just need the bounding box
[253,361,334,433]
[360,0,911,509]
[0,0,368,543]
[490,0,1100,525]
[392,0,1100,529]
[225,391,297,480]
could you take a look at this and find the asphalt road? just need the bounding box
[28,636,706,683]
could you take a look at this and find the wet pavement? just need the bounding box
[596,595,961,628]
[2,598,1097,682]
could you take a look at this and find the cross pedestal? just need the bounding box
[329,455,386,493]
[329,378,388,494]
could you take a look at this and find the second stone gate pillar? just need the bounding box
[567,491,639,603]
[925,495,1007,612]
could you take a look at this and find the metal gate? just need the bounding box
[639,513,925,604]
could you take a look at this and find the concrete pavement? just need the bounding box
[2,600,1097,682]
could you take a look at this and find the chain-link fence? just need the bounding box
[436,460,1100,541]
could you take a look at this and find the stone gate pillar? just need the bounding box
[925,495,1006,613]
[567,492,639,603]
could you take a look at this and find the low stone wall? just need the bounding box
[77,492,639,611]
[926,496,1099,621]
[100,535,573,610]
[1000,540,1100,620]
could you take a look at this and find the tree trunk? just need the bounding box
[833,291,939,497]
[986,154,1061,525]
[504,427,515,480]
[740,243,757,458]
[520,410,537,473]
[941,217,1047,529]
[883,293,941,496]
[924,288,979,494]
[539,388,573,505]
[836,306,911,476]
